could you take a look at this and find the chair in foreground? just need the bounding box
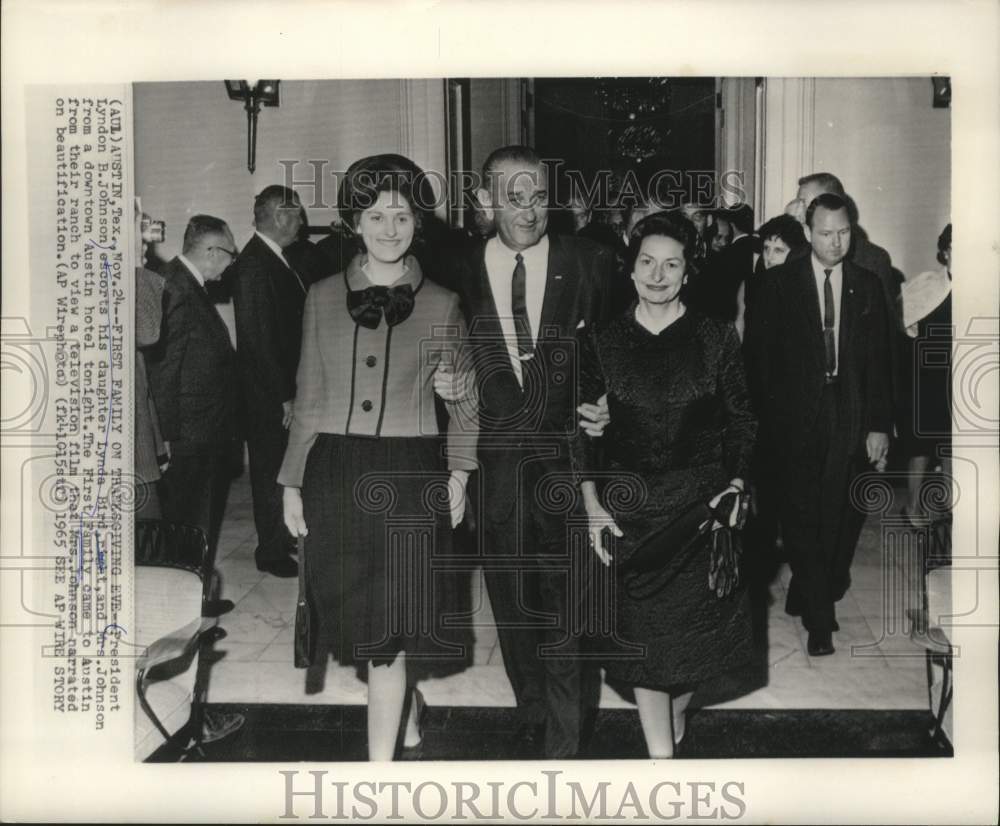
[906,513,953,749]
[134,519,240,760]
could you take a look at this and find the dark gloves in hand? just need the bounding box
[708,525,741,598]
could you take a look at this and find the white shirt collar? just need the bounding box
[178,253,206,287]
[487,233,549,267]
[811,254,843,279]
[255,230,287,262]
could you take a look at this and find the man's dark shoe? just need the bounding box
[257,555,298,578]
[201,709,246,744]
[807,630,835,656]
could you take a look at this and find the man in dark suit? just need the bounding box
[746,193,892,656]
[787,173,903,421]
[148,215,240,550]
[231,186,308,577]
[447,146,615,758]
[689,203,755,322]
[284,206,333,287]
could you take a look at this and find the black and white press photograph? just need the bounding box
[2,2,997,822]
[131,75,958,763]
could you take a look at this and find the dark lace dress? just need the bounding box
[573,308,757,691]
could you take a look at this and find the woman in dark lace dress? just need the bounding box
[573,212,757,758]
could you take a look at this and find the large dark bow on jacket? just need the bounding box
[346,283,415,329]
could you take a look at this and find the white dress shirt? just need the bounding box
[484,234,549,383]
[811,254,843,376]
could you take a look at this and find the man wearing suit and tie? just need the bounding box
[448,146,615,758]
[689,203,755,323]
[784,172,903,424]
[148,215,240,549]
[746,193,892,656]
[232,186,308,577]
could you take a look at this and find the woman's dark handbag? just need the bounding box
[293,535,317,668]
[618,489,751,600]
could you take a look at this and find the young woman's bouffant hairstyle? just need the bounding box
[337,154,437,254]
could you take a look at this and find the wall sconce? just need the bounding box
[931,76,951,109]
[224,80,281,173]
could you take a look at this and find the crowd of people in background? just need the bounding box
[134,149,952,761]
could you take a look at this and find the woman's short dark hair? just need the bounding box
[627,211,700,275]
[757,213,808,251]
[338,154,435,251]
[936,223,952,265]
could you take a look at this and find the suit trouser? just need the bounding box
[483,513,600,759]
[159,451,230,556]
[247,422,292,565]
[778,383,866,634]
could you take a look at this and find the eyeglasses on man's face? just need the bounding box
[208,245,238,260]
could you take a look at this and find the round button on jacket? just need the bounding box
[361,400,373,412]
[365,355,377,368]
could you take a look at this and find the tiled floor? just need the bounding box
[207,474,931,712]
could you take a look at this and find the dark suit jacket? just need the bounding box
[745,255,892,465]
[689,233,755,322]
[449,233,616,533]
[284,237,334,287]
[147,258,238,457]
[853,232,898,310]
[787,231,898,315]
[785,230,902,414]
[231,234,308,426]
